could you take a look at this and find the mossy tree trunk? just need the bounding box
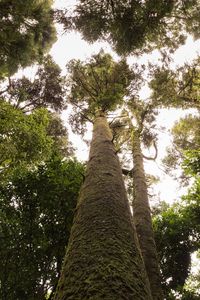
[54,115,152,300]
[132,130,164,300]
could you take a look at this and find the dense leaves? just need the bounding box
[184,150,200,176]
[0,99,71,182]
[1,56,66,112]
[0,0,56,78]
[67,50,136,133]
[0,101,52,174]
[59,0,200,55]
[0,53,68,177]
[150,56,200,109]
[0,155,84,300]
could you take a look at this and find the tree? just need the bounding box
[130,109,163,300]
[149,55,200,181]
[58,0,200,55]
[163,114,200,176]
[0,0,56,78]
[0,155,84,300]
[112,97,163,299]
[144,55,200,297]
[0,55,68,178]
[1,56,66,112]
[153,150,200,299]
[53,51,152,299]
[47,112,73,157]
[0,54,81,298]
[0,100,53,177]
[149,56,200,109]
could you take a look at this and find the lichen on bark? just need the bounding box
[54,116,152,300]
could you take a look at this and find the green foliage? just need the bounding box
[127,97,158,144]
[59,0,200,55]
[0,54,69,177]
[0,101,53,174]
[150,57,200,109]
[163,114,200,175]
[154,205,193,293]
[171,116,200,151]
[0,155,84,300]
[69,51,133,111]
[0,59,79,299]
[184,251,200,299]
[183,150,200,176]
[0,99,71,181]
[67,50,135,133]
[0,0,56,78]
[3,56,66,112]
[153,150,200,299]
[47,112,73,157]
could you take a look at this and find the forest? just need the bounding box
[0,1,200,299]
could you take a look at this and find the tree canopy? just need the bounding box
[149,56,200,109]
[0,0,56,78]
[1,56,66,112]
[59,0,200,55]
[163,114,200,175]
[0,101,52,175]
[153,150,200,299]
[0,155,84,300]
[67,50,136,133]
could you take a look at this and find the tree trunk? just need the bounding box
[132,130,164,300]
[54,115,152,300]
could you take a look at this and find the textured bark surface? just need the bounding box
[132,131,164,300]
[54,116,152,300]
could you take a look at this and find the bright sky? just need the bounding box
[50,0,200,207]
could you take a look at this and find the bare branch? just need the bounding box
[122,168,133,177]
[0,77,12,95]
[143,141,158,161]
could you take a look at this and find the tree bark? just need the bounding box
[54,115,152,300]
[132,130,164,300]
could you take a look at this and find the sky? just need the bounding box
[50,0,200,207]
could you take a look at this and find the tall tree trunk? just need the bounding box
[132,130,164,300]
[54,115,152,300]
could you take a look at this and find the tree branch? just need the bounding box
[122,168,133,177]
[90,65,101,93]
[72,102,94,124]
[143,141,158,161]
[78,68,99,97]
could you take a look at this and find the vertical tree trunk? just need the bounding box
[132,130,164,300]
[54,115,152,300]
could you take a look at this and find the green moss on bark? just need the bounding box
[54,117,152,300]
